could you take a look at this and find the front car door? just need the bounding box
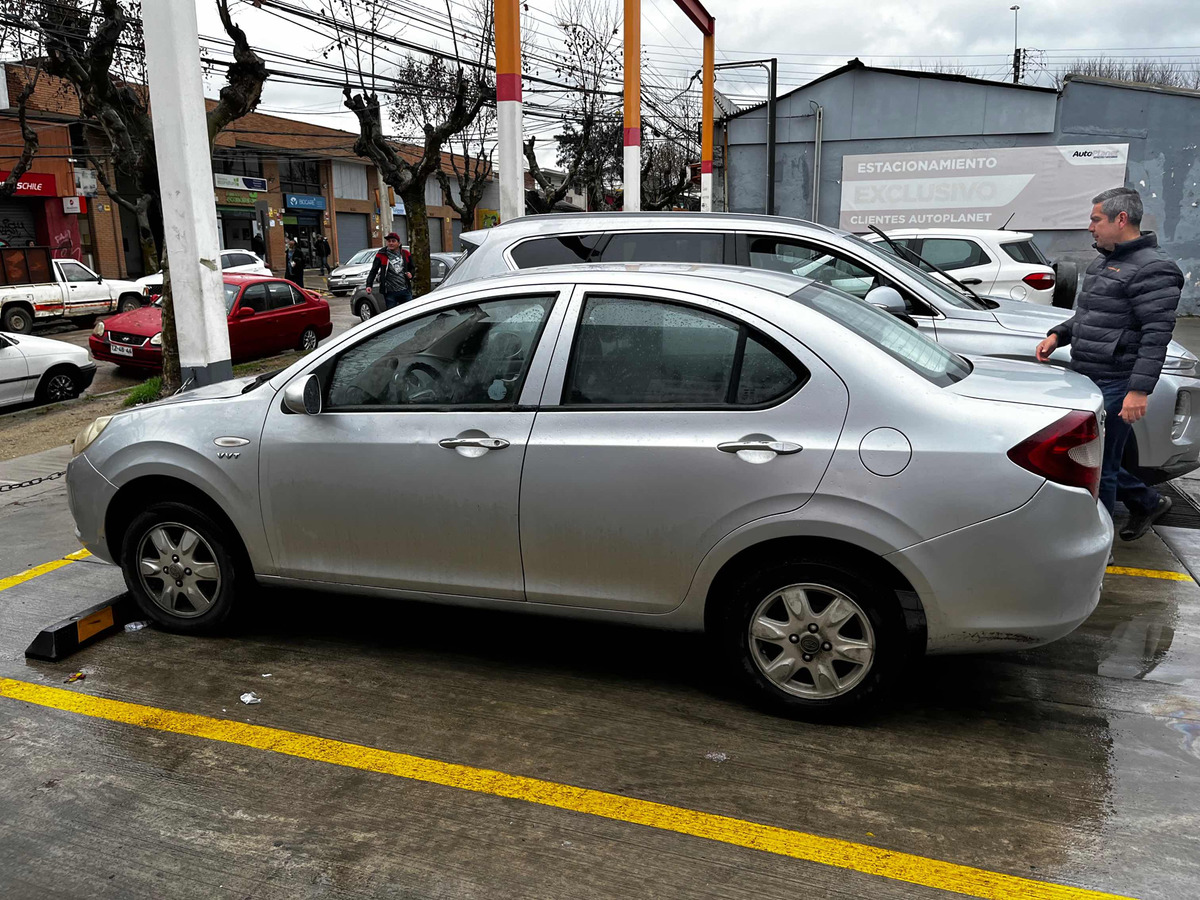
[55,260,110,315]
[518,286,849,613]
[227,282,274,360]
[259,286,567,599]
[0,336,30,407]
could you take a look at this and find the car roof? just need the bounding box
[223,273,281,284]
[455,261,810,297]
[867,228,1035,241]
[461,211,843,244]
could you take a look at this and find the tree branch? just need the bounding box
[206,0,269,145]
[0,65,43,200]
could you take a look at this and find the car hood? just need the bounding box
[7,332,90,363]
[947,355,1102,412]
[147,373,264,408]
[137,272,164,287]
[989,296,1193,365]
[331,263,371,277]
[101,305,162,335]
[105,277,146,293]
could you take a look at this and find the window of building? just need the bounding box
[332,161,369,201]
[279,158,322,195]
[213,148,263,179]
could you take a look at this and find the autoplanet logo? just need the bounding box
[1072,149,1120,159]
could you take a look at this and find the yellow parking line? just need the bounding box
[1106,565,1193,582]
[0,549,90,592]
[0,677,1132,900]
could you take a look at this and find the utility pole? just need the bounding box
[495,0,524,223]
[623,0,641,211]
[142,0,231,387]
[1010,4,1021,83]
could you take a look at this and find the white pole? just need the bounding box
[379,169,394,240]
[142,0,231,386]
[496,0,524,223]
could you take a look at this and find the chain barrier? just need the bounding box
[0,471,66,493]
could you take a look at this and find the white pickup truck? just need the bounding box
[0,248,147,334]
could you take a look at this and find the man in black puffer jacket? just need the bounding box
[1036,187,1184,540]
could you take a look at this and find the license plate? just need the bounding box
[109,342,134,357]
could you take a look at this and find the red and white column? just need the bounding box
[496,0,524,223]
[700,29,714,212]
[623,0,641,211]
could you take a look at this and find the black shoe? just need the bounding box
[1119,495,1172,541]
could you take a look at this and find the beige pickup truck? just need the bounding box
[0,246,147,333]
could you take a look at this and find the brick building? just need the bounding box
[1,64,497,279]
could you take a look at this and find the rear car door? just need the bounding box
[55,260,110,315]
[519,287,849,613]
[264,281,305,352]
[259,287,567,596]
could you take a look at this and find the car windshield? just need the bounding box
[790,282,971,386]
[224,283,239,312]
[348,249,376,266]
[847,235,990,311]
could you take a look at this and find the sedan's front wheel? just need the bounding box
[120,502,244,633]
[356,299,374,322]
[713,559,907,719]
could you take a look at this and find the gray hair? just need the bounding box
[1092,187,1143,225]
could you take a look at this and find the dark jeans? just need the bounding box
[1093,377,1158,516]
[383,290,410,310]
[291,267,305,287]
[320,254,329,275]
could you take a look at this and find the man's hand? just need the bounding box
[1121,390,1149,424]
[1035,333,1058,362]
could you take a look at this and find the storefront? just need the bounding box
[214,175,268,256]
[282,192,327,254]
[0,170,57,248]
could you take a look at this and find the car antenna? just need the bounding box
[998,213,1015,231]
[867,224,985,304]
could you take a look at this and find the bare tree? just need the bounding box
[2,0,268,392]
[1054,57,1200,90]
[437,103,496,232]
[0,64,43,200]
[326,0,493,295]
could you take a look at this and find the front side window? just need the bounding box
[747,236,877,299]
[59,261,97,283]
[238,284,268,313]
[564,295,806,407]
[327,295,554,408]
[915,239,990,271]
[510,234,605,269]
[599,232,724,265]
[790,283,970,386]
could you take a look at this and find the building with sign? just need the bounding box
[1,64,498,281]
[717,61,1200,311]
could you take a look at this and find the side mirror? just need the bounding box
[236,306,256,319]
[865,285,907,314]
[97,276,103,283]
[283,373,322,415]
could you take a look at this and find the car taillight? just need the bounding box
[1007,410,1101,498]
[1023,272,1055,291]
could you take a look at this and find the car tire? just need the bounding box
[356,299,374,322]
[711,557,907,720]
[118,294,143,313]
[2,305,34,334]
[298,327,319,352]
[120,501,244,633]
[1051,261,1078,309]
[35,366,83,404]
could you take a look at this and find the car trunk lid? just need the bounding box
[947,355,1103,413]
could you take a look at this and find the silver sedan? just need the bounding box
[66,265,1111,717]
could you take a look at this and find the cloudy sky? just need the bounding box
[194,0,1200,146]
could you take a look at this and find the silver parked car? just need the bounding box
[336,250,463,310]
[67,265,1110,717]
[446,213,1200,484]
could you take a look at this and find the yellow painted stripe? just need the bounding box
[1106,565,1193,582]
[0,678,1133,900]
[0,549,90,592]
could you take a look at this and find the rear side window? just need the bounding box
[510,234,605,268]
[916,239,990,270]
[1001,240,1050,265]
[564,295,806,407]
[266,282,298,311]
[599,232,724,264]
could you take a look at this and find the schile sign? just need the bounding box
[839,144,1129,231]
[0,171,58,197]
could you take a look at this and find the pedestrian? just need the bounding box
[251,232,265,258]
[287,238,308,287]
[316,234,331,276]
[366,232,414,311]
[1036,186,1183,541]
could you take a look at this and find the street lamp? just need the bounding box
[1010,5,1021,83]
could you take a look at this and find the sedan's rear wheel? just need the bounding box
[713,559,906,719]
[299,326,319,352]
[120,502,243,633]
[356,299,374,322]
[2,305,33,334]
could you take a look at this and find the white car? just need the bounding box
[864,229,1062,305]
[137,250,272,294]
[0,331,96,408]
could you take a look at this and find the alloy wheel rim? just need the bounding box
[135,522,222,619]
[747,582,876,700]
[303,329,317,350]
[358,305,372,321]
[47,374,75,401]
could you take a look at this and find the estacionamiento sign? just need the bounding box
[839,144,1129,232]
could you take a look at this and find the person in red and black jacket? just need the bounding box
[367,232,415,309]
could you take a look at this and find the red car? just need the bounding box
[90,275,332,370]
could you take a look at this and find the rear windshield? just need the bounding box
[1000,240,1050,265]
[790,283,971,386]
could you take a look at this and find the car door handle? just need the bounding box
[717,440,803,455]
[439,437,511,450]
